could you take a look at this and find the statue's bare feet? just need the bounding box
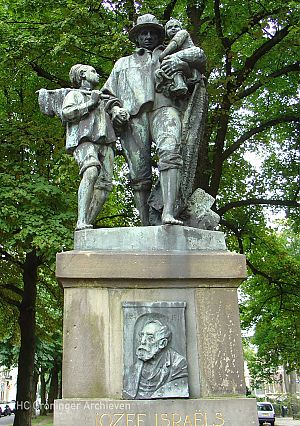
[162,214,183,226]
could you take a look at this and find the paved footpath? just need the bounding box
[0,415,14,425]
[276,418,300,426]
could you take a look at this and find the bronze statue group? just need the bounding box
[38,14,207,230]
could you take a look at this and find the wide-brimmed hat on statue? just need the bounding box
[129,14,165,43]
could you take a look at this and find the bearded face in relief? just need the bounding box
[136,320,171,362]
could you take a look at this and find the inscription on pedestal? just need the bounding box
[122,302,189,399]
[54,398,259,426]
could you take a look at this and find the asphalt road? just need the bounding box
[0,414,14,425]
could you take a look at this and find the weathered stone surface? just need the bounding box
[74,226,226,251]
[180,189,220,230]
[54,398,259,426]
[61,287,200,399]
[56,250,246,282]
[59,251,246,400]
[195,288,246,397]
[56,228,250,420]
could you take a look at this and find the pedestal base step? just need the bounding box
[54,398,258,425]
[74,226,227,252]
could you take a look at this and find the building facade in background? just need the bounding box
[0,367,17,402]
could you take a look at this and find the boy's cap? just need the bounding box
[69,64,88,88]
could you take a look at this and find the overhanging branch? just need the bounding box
[219,218,244,253]
[231,7,283,45]
[222,114,299,160]
[246,258,273,281]
[234,25,290,89]
[73,45,112,61]
[217,198,300,216]
[220,222,299,294]
[0,247,23,269]
[0,291,21,309]
[214,0,230,49]
[238,61,300,100]
[1,284,24,297]
[30,62,69,87]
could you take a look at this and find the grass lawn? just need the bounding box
[32,415,54,425]
[6,414,53,426]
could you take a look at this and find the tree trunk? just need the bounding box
[40,369,47,416]
[288,370,297,395]
[48,358,60,413]
[31,370,39,418]
[209,99,231,198]
[59,367,62,399]
[13,251,39,426]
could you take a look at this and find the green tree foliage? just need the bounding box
[0,2,138,423]
[0,0,299,423]
[241,226,300,386]
[0,101,74,424]
[1,9,76,423]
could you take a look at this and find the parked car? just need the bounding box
[257,402,275,426]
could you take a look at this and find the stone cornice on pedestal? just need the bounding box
[56,251,246,287]
[57,227,246,287]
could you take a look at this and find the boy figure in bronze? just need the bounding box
[38,64,128,230]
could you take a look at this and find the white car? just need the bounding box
[257,402,275,426]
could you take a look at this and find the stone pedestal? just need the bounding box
[54,226,258,425]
